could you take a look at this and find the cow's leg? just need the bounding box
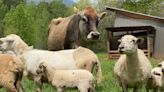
[121,82,128,92]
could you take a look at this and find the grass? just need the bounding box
[0,53,160,92]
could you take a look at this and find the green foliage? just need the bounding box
[48,0,72,19]
[0,0,163,50]
[3,1,72,49]
[4,3,36,45]
[123,0,164,16]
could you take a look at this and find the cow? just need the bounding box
[48,6,107,51]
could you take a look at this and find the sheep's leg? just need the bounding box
[16,72,24,92]
[16,80,24,92]
[56,87,63,92]
[152,88,158,92]
[133,87,139,92]
[146,87,149,92]
[6,84,18,92]
[35,80,42,92]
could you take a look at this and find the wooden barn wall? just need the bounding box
[114,14,164,58]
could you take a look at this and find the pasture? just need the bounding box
[0,53,159,92]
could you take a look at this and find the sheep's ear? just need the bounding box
[136,37,144,44]
[0,40,3,44]
[153,71,161,76]
[40,62,47,68]
[158,63,162,67]
[118,39,121,42]
[98,12,107,20]
[6,39,14,44]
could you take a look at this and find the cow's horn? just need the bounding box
[74,7,80,13]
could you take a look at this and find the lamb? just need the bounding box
[0,54,24,92]
[146,67,162,92]
[0,34,102,92]
[114,35,152,92]
[36,61,95,92]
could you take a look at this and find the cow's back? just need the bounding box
[48,16,73,51]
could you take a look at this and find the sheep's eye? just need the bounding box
[132,40,135,43]
[39,66,42,68]
[158,64,162,67]
[153,72,161,76]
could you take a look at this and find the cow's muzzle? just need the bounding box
[87,32,100,40]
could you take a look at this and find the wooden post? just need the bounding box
[147,31,151,59]
[107,31,111,59]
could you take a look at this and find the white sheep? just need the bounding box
[114,35,152,92]
[156,61,164,91]
[0,54,24,92]
[36,61,95,92]
[146,67,162,92]
[0,34,102,92]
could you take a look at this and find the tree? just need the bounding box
[48,0,72,19]
[4,3,36,45]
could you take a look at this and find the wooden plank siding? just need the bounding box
[105,7,164,59]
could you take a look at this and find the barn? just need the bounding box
[105,7,164,59]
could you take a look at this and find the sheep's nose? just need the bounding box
[118,46,124,50]
[162,68,164,72]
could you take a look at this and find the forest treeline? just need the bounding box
[0,0,163,52]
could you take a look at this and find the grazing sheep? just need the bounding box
[114,35,152,92]
[36,61,95,92]
[0,54,24,92]
[146,67,162,92]
[0,34,102,92]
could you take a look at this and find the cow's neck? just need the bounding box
[65,14,81,46]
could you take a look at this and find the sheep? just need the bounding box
[114,35,152,92]
[36,61,95,92]
[146,67,162,92]
[0,34,102,92]
[156,61,164,91]
[0,54,24,92]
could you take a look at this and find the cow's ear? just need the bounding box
[98,12,107,20]
[136,37,144,44]
[74,6,80,13]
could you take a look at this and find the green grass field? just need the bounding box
[0,53,160,92]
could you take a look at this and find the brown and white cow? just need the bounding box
[48,6,107,51]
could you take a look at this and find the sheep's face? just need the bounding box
[158,61,164,74]
[0,38,14,51]
[36,63,47,76]
[118,35,143,55]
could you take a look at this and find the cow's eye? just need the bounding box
[82,16,88,22]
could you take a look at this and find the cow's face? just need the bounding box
[118,35,143,55]
[79,6,106,40]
